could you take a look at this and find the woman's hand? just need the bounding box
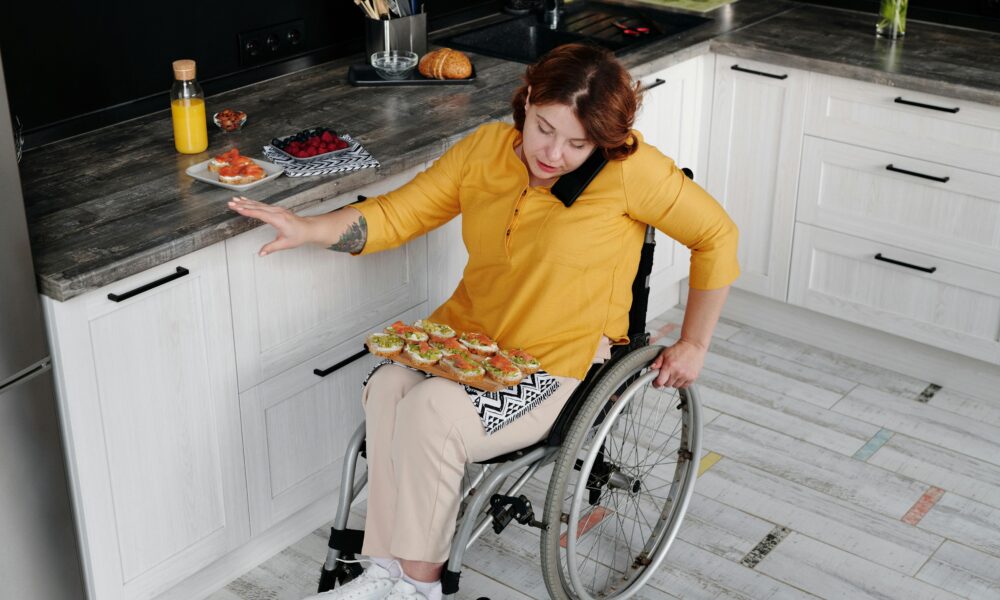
[228,196,313,256]
[650,339,706,389]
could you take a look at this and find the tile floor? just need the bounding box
[209,308,1000,600]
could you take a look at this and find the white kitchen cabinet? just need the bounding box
[42,243,250,600]
[797,136,1000,273]
[633,54,714,312]
[706,56,808,300]
[241,303,427,533]
[788,224,1000,363]
[804,72,1000,178]
[226,167,429,392]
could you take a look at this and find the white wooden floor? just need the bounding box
[208,308,1000,600]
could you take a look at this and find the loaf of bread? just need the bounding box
[419,48,473,80]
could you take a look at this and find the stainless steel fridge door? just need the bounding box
[0,56,49,380]
[0,367,87,599]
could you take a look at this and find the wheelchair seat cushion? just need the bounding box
[363,359,571,435]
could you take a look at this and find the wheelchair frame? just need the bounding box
[319,173,703,598]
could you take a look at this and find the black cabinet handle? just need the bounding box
[107,267,189,302]
[893,96,960,113]
[731,64,788,80]
[314,348,370,378]
[874,253,937,274]
[641,78,666,92]
[885,164,950,183]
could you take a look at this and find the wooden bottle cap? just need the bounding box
[172,59,197,80]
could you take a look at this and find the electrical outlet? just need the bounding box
[238,19,305,66]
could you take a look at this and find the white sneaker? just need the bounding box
[302,561,397,600]
[386,579,429,600]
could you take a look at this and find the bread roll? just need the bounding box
[419,48,473,80]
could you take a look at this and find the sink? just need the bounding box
[438,1,712,64]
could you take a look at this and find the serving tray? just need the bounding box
[366,345,508,393]
[348,63,477,86]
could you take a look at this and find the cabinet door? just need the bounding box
[227,168,429,391]
[706,56,807,301]
[633,55,714,311]
[242,303,428,533]
[788,224,1000,364]
[797,136,1000,273]
[43,243,249,600]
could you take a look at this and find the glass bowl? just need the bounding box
[213,109,247,132]
[370,50,419,80]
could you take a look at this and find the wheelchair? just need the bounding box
[318,179,705,599]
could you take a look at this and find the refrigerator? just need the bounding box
[0,54,89,598]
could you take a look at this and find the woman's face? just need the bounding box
[521,93,596,183]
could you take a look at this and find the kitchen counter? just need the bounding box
[19,0,1000,301]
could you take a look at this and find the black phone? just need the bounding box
[550,149,608,208]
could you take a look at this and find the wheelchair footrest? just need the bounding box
[327,527,365,553]
[489,494,547,534]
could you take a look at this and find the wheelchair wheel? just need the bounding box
[540,345,703,600]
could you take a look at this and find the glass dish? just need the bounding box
[370,50,419,80]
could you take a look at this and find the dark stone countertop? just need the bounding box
[19,0,1000,301]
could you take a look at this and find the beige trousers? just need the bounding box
[359,339,610,563]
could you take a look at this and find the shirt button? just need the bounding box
[506,229,511,236]
[514,209,519,215]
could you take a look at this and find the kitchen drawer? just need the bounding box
[804,73,1000,177]
[788,224,1000,364]
[797,136,1000,273]
[227,168,429,391]
[241,302,427,533]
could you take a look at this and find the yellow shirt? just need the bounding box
[354,121,739,379]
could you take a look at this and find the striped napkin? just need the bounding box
[262,134,380,177]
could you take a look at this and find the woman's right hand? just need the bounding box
[228,196,313,256]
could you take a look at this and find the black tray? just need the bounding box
[348,63,477,86]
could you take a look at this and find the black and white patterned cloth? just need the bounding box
[362,359,561,436]
[262,134,380,177]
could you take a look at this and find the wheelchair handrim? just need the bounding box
[565,372,702,600]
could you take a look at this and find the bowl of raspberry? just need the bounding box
[270,128,354,162]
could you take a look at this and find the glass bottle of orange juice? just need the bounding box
[170,59,208,154]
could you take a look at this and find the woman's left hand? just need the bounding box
[650,339,706,389]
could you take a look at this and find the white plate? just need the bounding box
[185,157,283,191]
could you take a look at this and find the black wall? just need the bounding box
[1,0,499,149]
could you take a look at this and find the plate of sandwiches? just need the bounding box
[366,319,542,393]
[186,147,283,191]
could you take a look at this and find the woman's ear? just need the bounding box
[525,85,532,110]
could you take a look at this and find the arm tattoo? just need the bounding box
[328,214,368,253]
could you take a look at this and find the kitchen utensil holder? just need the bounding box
[365,13,427,60]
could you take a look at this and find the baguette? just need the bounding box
[404,341,443,366]
[459,332,498,356]
[386,320,429,343]
[367,332,404,357]
[483,354,523,387]
[442,353,485,384]
[500,348,540,375]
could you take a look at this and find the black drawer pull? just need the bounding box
[885,164,950,183]
[314,348,370,378]
[731,64,788,80]
[641,78,666,92]
[893,96,960,113]
[874,253,937,274]
[107,267,189,302]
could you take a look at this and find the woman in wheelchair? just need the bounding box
[228,43,738,600]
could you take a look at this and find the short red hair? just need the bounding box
[512,43,641,160]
